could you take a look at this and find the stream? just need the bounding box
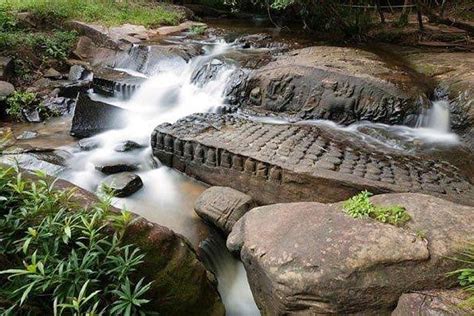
[2,23,473,315]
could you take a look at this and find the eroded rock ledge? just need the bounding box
[227,193,474,315]
[151,113,474,206]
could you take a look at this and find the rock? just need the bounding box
[16,131,38,140]
[95,161,139,174]
[0,57,13,81]
[22,107,42,123]
[233,46,431,125]
[152,113,474,206]
[234,33,289,51]
[43,97,76,116]
[227,193,474,315]
[70,93,128,138]
[114,140,143,152]
[1,168,225,315]
[157,21,207,36]
[0,81,15,101]
[100,172,143,197]
[72,36,120,67]
[78,138,101,151]
[392,289,474,316]
[92,68,145,98]
[0,152,66,176]
[194,186,256,235]
[68,21,121,49]
[43,68,62,79]
[68,64,88,81]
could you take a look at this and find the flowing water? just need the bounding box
[59,39,260,315]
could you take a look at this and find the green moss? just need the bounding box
[343,191,411,226]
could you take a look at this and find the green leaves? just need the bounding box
[343,191,411,226]
[450,243,474,308]
[0,166,152,315]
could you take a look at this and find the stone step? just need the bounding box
[92,68,145,99]
[151,113,474,206]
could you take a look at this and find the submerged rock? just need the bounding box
[78,138,100,151]
[194,186,256,235]
[95,161,139,174]
[392,289,473,316]
[100,172,143,197]
[227,193,474,315]
[114,140,143,152]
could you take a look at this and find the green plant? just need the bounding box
[449,243,474,309]
[189,25,207,36]
[0,166,152,315]
[0,9,17,32]
[343,191,411,226]
[6,91,38,121]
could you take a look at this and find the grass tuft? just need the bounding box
[343,191,411,226]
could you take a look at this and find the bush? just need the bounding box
[0,166,152,315]
[343,191,411,226]
[450,243,474,309]
[5,91,38,121]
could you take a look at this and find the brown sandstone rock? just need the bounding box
[392,289,473,316]
[235,46,431,125]
[194,186,257,235]
[227,193,474,314]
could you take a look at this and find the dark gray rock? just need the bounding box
[95,161,139,174]
[70,93,128,138]
[43,97,76,116]
[227,193,474,315]
[194,186,256,235]
[114,140,143,152]
[22,107,42,123]
[100,172,143,197]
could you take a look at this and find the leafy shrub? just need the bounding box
[450,243,474,308]
[6,91,38,121]
[343,191,411,226]
[189,25,207,35]
[0,166,152,315]
[0,9,17,32]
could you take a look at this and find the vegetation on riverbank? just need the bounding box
[451,243,474,309]
[343,191,411,226]
[0,166,152,315]
[0,0,184,28]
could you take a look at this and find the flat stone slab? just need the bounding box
[152,113,474,206]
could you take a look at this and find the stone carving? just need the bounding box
[151,113,474,206]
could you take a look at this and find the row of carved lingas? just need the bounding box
[154,131,283,182]
[165,116,471,195]
[114,82,139,98]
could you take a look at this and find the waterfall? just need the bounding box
[416,100,451,133]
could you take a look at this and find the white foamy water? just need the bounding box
[61,40,259,315]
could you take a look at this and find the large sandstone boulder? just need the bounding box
[227,193,474,314]
[194,186,257,235]
[392,289,473,316]
[235,46,431,125]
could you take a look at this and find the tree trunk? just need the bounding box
[375,0,385,24]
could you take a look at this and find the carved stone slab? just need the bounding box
[152,113,474,206]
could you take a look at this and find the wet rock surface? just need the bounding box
[114,140,144,152]
[227,193,474,315]
[194,186,257,235]
[95,161,139,174]
[100,172,143,197]
[232,46,431,125]
[152,113,474,206]
[70,93,128,138]
[392,289,473,316]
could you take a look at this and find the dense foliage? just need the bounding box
[451,243,474,308]
[0,166,152,315]
[343,191,411,226]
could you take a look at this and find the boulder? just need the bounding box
[194,186,256,235]
[227,193,474,314]
[68,64,88,81]
[100,172,143,197]
[234,46,431,125]
[70,93,128,138]
[43,97,76,116]
[78,138,101,151]
[392,289,473,316]
[157,21,207,36]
